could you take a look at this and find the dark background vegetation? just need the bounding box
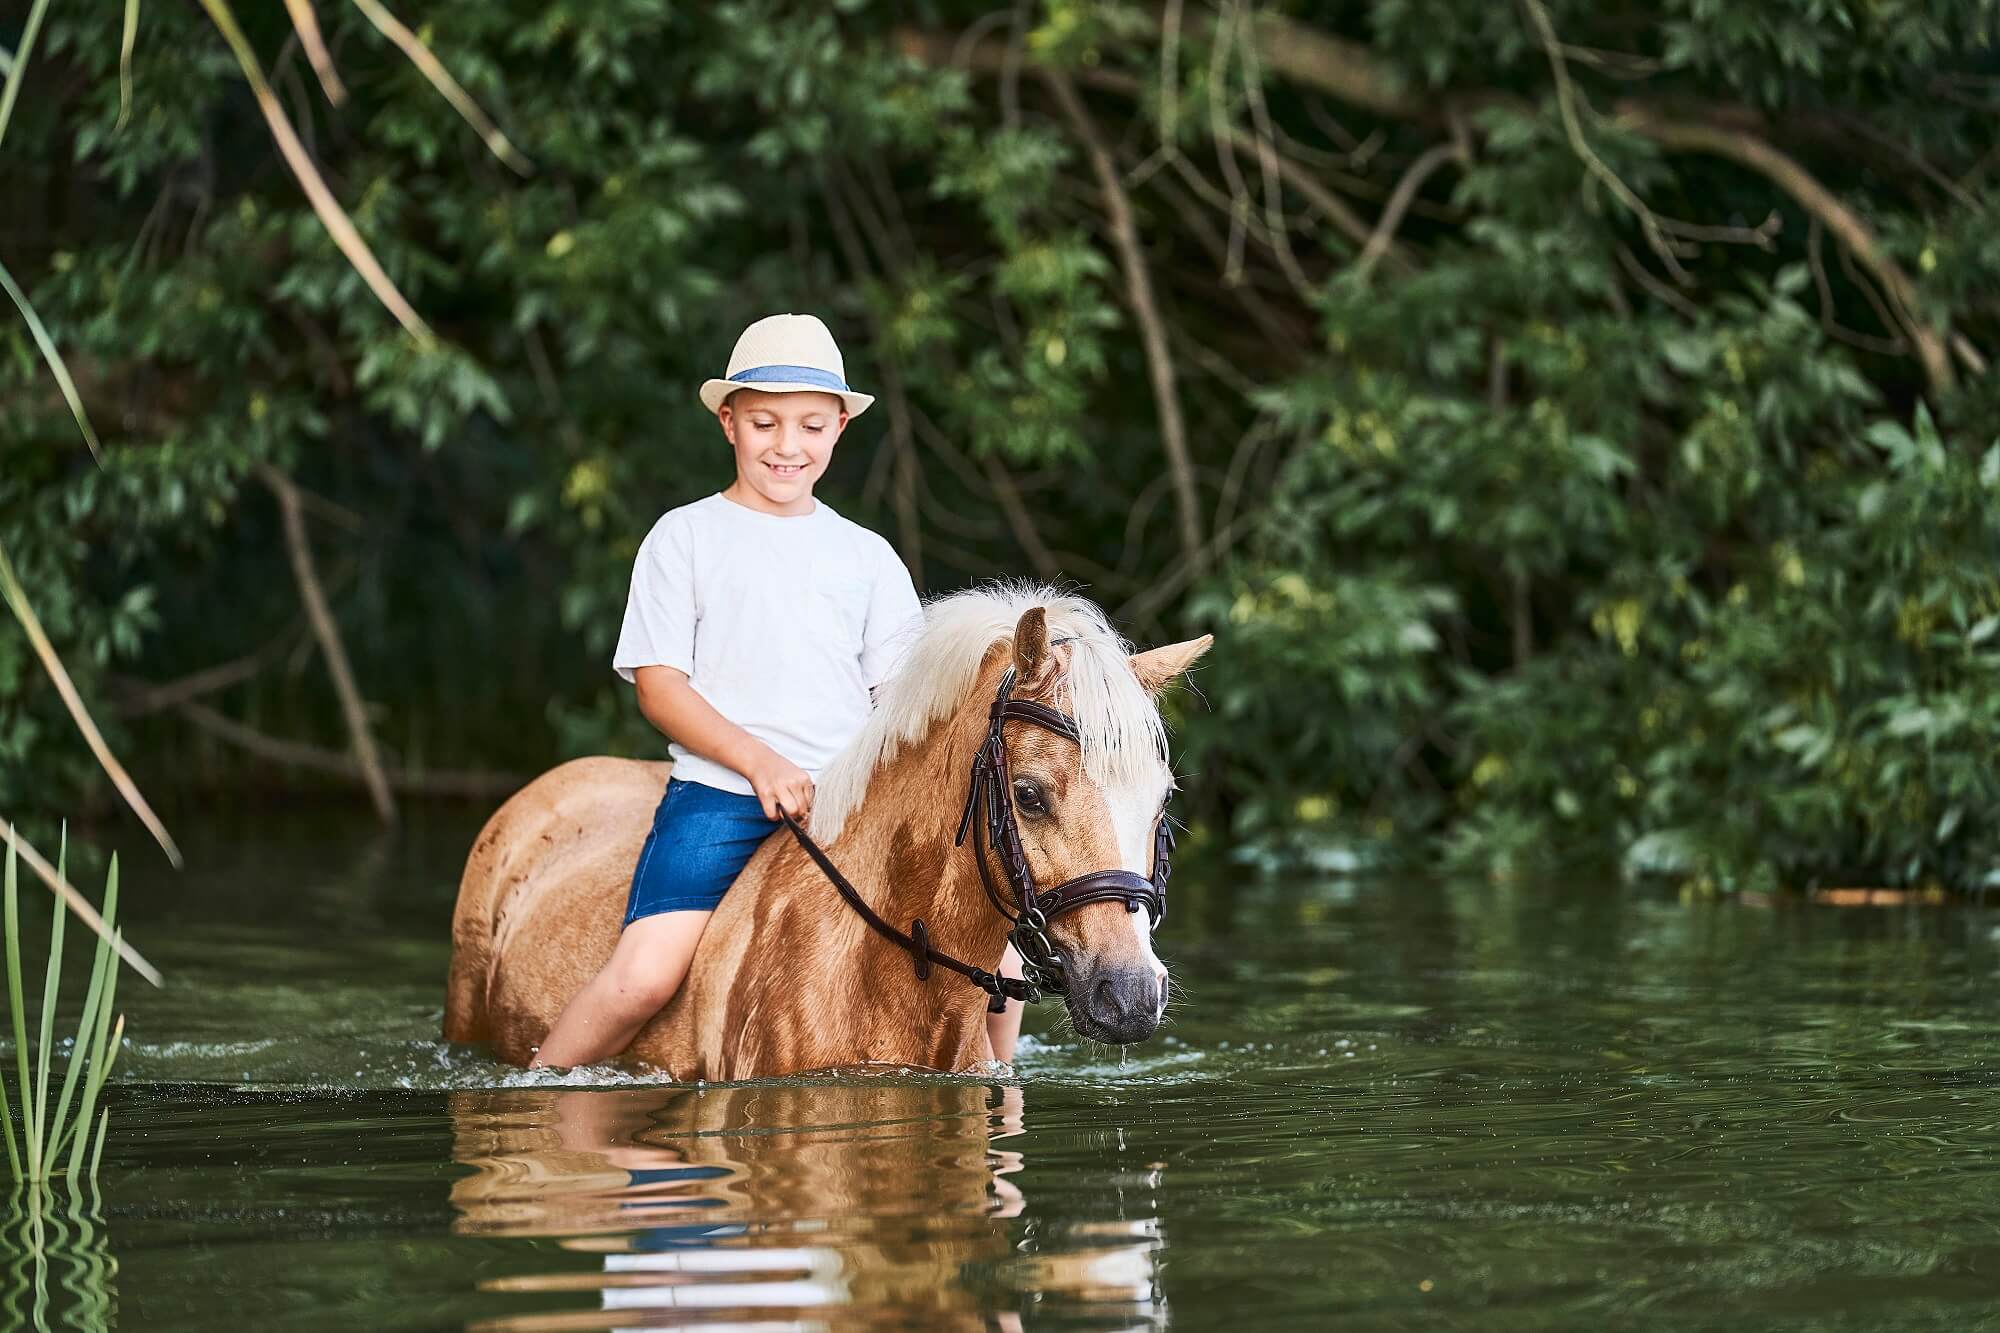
[5,1,2000,894]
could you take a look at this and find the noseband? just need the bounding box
[780,663,1174,1013]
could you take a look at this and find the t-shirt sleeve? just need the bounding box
[859,546,923,689]
[612,518,697,683]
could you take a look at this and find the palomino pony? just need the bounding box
[443,584,1210,1077]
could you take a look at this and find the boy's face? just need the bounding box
[718,388,848,513]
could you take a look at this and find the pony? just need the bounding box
[443,583,1210,1077]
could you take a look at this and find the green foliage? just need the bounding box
[5,1,2000,895]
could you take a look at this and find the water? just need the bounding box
[10,805,2000,1328]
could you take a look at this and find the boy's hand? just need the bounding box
[745,751,814,823]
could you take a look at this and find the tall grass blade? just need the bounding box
[62,929,122,1171]
[5,830,31,1180]
[351,0,531,174]
[67,1015,120,1187]
[0,257,106,465]
[0,841,19,1182]
[116,0,141,131]
[283,0,347,105]
[0,0,52,150]
[0,818,160,987]
[29,837,66,1176]
[0,543,181,870]
[197,0,435,340]
[88,1107,109,1185]
[42,857,115,1178]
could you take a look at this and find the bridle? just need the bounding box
[780,661,1174,1013]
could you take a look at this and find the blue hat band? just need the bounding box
[726,364,850,392]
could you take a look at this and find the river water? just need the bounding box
[10,805,2000,1329]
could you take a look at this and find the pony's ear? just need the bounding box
[1130,634,1213,695]
[1012,606,1052,684]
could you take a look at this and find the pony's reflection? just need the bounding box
[448,1082,1164,1330]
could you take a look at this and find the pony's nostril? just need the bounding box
[1094,977,1119,1014]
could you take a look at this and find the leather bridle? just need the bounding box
[780,663,1174,1013]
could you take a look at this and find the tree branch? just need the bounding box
[259,464,397,824]
[1043,69,1207,578]
[1616,107,1958,394]
[1356,139,1466,281]
[172,700,523,798]
[909,405,1062,581]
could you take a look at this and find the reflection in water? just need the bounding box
[448,1082,1165,1330]
[2,1185,118,1331]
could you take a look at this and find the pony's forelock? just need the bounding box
[809,582,1169,840]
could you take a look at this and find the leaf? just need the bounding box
[351,0,532,175]
[1625,828,1697,876]
[0,540,181,869]
[283,0,346,105]
[0,255,104,464]
[116,0,142,131]
[0,821,160,987]
[0,0,52,151]
[197,0,435,341]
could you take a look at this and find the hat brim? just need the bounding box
[700,378,874,418]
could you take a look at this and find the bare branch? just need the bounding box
[1807,217,1908,357]
[1043,70,1207,576]
[1234,2,1316,299]
[823,172,923,575]
[1244,9,1419,121]
[111,655,271,718]
[1522,0,1692,283]
[259,464,397,824]
[910,406,1061,581]
[1618,107,1959,393]
[1614,243,1700,319]
[1655,209,1782,249]
[1356,140,1465,281]
[172,701,522,798]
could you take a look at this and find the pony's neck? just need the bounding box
[817,659,1014,1021]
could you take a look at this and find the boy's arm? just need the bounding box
[633,665,814,821]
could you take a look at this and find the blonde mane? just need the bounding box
[810,582,1168,841]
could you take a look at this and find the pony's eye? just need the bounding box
[1011,779,1049,817]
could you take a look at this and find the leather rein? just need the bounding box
[780,664,1173,1013]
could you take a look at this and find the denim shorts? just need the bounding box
[623,778,777,925]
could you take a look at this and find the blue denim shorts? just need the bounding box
[623,778,777,925]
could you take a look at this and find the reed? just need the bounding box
[0,830,123,1188]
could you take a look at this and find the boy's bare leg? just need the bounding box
[985,942,1026,1064]
[532,910,713,1068]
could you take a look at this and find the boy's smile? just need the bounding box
[717,388,848,516]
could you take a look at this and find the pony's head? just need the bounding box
[995,603,1209,1043]
[814,584,1210,1045]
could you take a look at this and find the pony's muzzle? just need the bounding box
[1074,962,1164,1044]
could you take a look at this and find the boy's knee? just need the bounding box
[603,953,685,1014]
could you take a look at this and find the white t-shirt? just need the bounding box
[613,492,923,795]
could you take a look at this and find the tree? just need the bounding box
[5,2,1998,893]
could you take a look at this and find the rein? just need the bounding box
[779,664,1173,1013]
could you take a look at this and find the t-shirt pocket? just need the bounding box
[810,577,870,649]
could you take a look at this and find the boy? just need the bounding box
[533,314,1026,1068]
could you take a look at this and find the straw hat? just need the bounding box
[698,313,874,418]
